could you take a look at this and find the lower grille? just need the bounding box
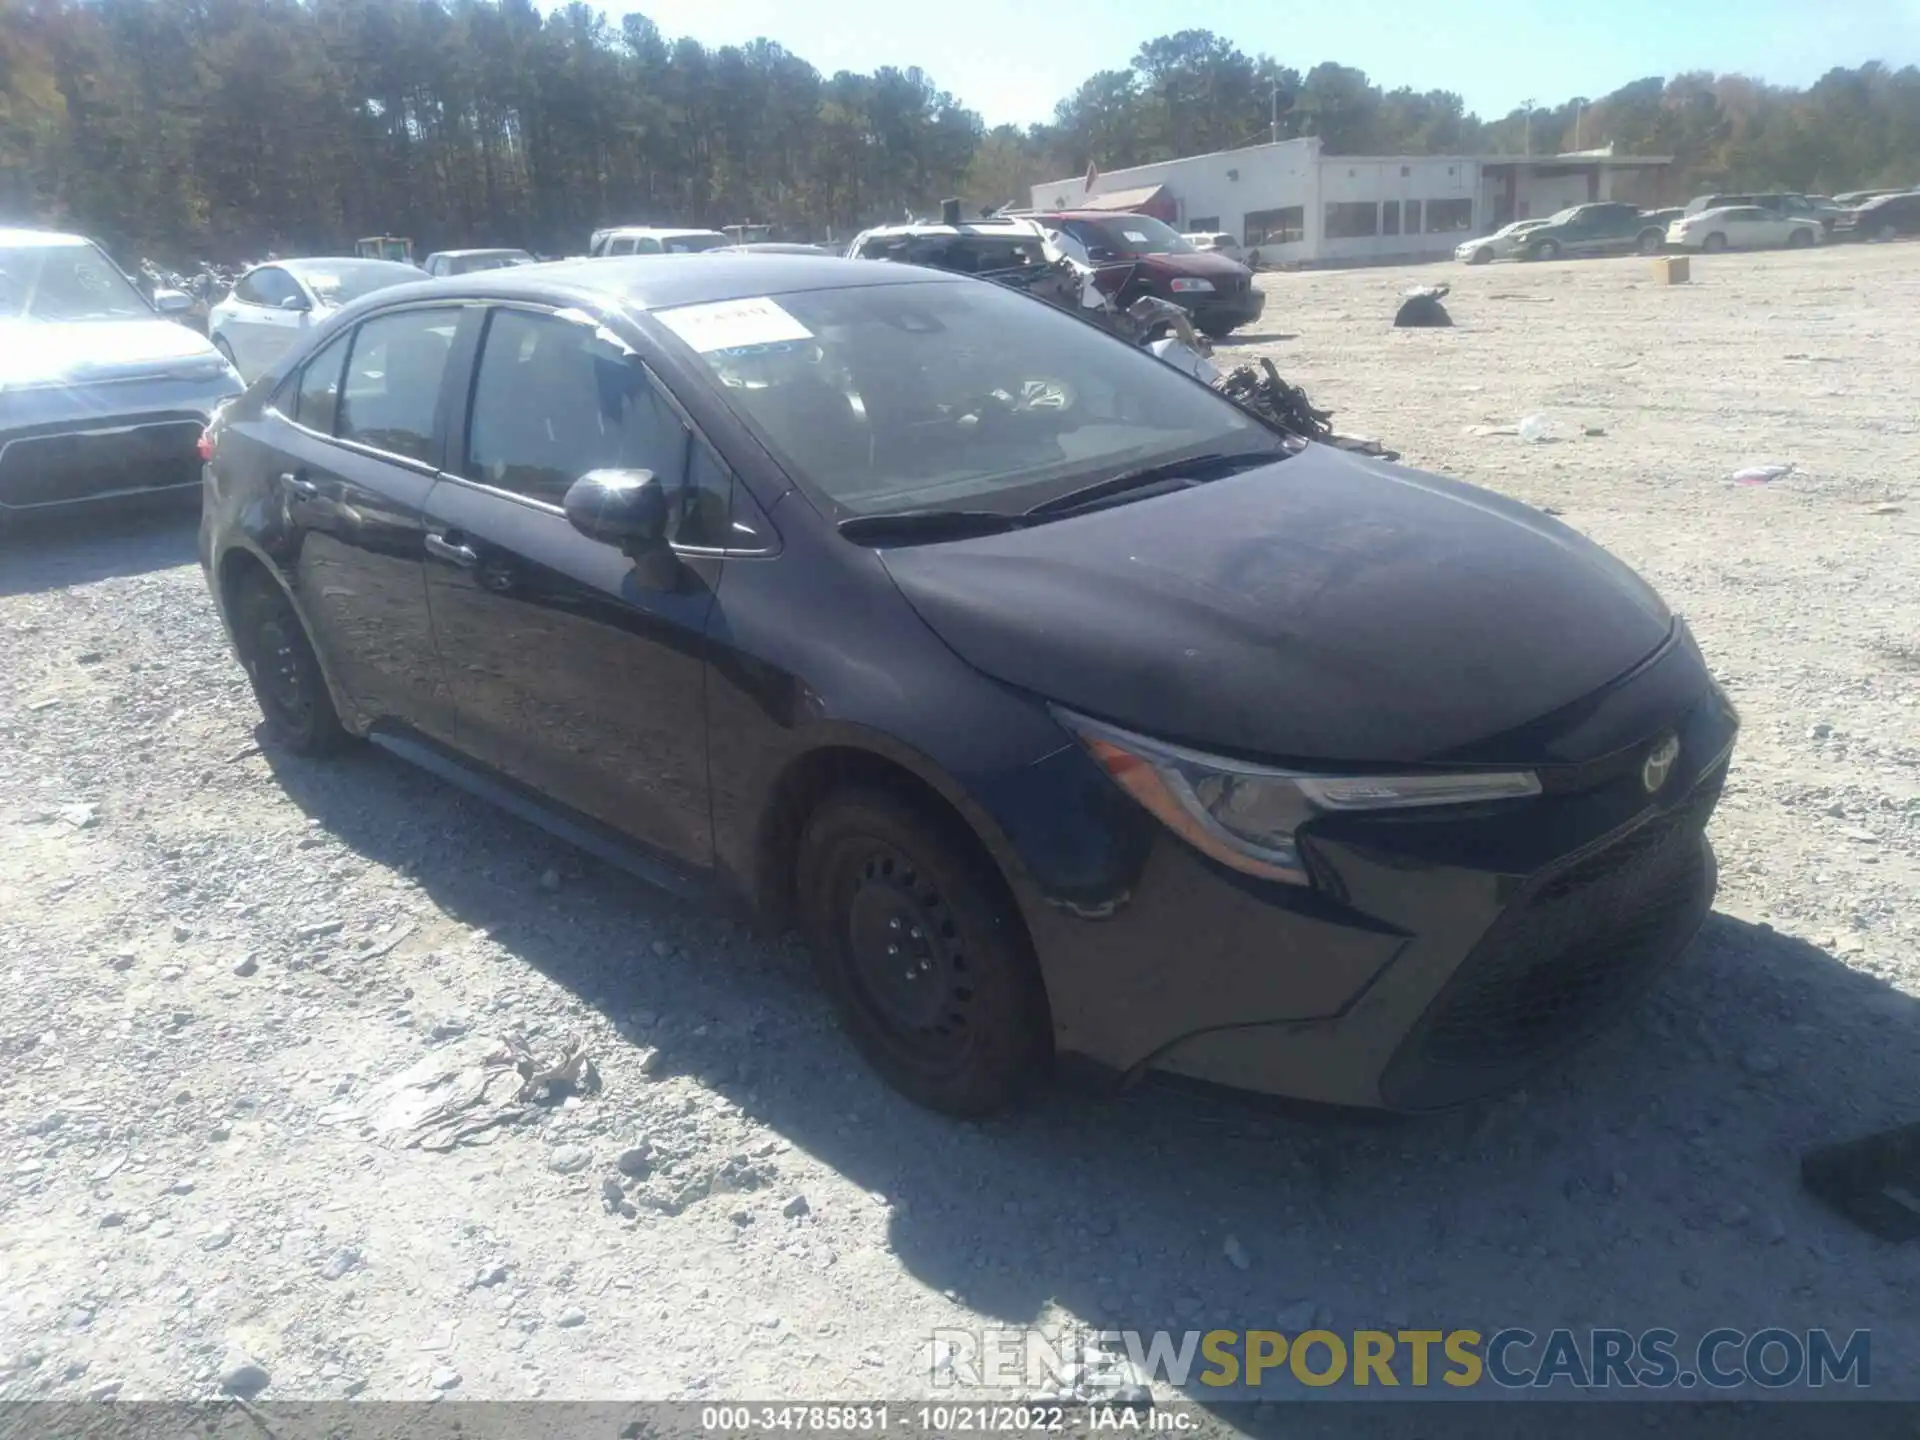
[0,419,204,508]
[1381,768,1724,1107]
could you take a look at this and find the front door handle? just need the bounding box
[424,532,479,568]
[279,471,318,499]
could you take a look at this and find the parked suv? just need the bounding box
[1518,203,1669,260]
[1032,212,1263,337]
[1834,191,1920,242]
[1684,193,1834,233]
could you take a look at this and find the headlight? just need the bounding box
[1168,278,1216,293]
[1054,708,1541,886]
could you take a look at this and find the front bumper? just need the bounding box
[1184,285,1265,329]
[0,369,242,513]
[1010,633,1739,1111]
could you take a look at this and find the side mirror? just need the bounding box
[153,288,195,315]
[564,469,683,585]
[279,293,312,313]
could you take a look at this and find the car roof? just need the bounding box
[855,217,1044,240]
[431,248,529,259]
[0,226,95,247]
[1035,211,1161,222]
[600,227,727,238]
[337,254,967,317]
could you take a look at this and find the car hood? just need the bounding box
[879,446,1675,764]
[0,316,226,390]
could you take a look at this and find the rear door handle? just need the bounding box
[424,531,479,567]
[279,471,318,499]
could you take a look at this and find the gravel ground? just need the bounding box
[2,241,1916,1409]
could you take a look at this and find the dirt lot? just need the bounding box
[2,242,1917,1409]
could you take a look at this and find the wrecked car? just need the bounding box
[1,227,243,524]
[201,254,1736,1117]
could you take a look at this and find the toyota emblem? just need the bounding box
[1642,734,1681,794]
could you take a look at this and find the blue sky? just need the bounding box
[620,0,1920,126]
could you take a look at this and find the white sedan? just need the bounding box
[1454,219,1550,265]
[208,257,422,380]
[1665,206,1823,253]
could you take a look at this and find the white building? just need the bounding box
[1031,137,1673,266]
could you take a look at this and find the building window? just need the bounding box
[1187,215,1220,233]
[1406,200,1422,233]
[1324,201,1379,239]
[1243,206,1304,246]
[1425,198,1473,232]
[1382,201,1401,236]
[1400,165,1410,177]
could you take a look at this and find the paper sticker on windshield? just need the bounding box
[657,297,812,353]
[1122,230,1150,243]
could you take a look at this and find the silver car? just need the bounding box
[208,257,422,381]
[1455,219,1551,265]
[0,227,243,523]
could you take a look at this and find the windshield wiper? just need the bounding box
[837,509,1031,545]
[1022,450,1282,520]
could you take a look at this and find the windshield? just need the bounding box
[656,279,1277,518]
[299,261,422,306]
[663,233,730,253]
[1066,216,1195,258]
[455,251,534,272]
[0,242,153,322]
[1547,207,1582,225]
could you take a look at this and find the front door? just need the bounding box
[420,303,729,866]
[226,266,313,379]
[271,305,464,740]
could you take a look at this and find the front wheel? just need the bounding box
[796,788,1050,1116]
[1702,232,1729,253]
[1466,247,1494,265]
[1786,229,1814,249]
[233,572,349,755]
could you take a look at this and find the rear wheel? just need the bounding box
[796,788,1050,1116]
[1197,318,1236,340]
[1530,239,1560,261]
[1877,222,1899,243]
[232,571,349,755]
[1702,232,1729,253]
[212,335,238,368]
[1787,228,1814,249]
[1636,229,1663,255]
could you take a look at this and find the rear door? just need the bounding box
[264,302,463,738]
[419,303,741,865]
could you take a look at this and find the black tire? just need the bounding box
[1786,228,1814,249]
[1197,318,1236,341]
[1876,223,1898,243]
[232,571,349,755]
[796,787,1050,1116]
[1530,239,1560,261]
[1466,247,1493,265]
[1702,232,1728,253]
[212,335,237,367]
[1636,229,1663,255]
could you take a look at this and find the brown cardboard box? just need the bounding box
[1652,255,1690,284]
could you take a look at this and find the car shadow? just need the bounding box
[0,498,201,597]
[261,740,1920,1409]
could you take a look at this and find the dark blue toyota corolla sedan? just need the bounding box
[199,255,1738,1116]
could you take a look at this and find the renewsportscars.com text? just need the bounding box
[930,1326,1871,1391]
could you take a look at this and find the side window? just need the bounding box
[464,307,732,545]
[250,268,297,306]
[609,236,635,256]
[233,271,268,305]
[336,308,457,464]
[291,331,352,433]
[634,237,663,254]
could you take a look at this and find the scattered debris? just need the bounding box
[1731,463,1794,486]
[1517,414,1556,444]
[1801,1122,1920,1242]
[219,1348,271,1398]
[1393,283,1453,328]
[364,1034,601,1151]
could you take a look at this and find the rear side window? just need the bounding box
[464,307,731,545]
[292,332,351,433]
[337,309,457,464]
